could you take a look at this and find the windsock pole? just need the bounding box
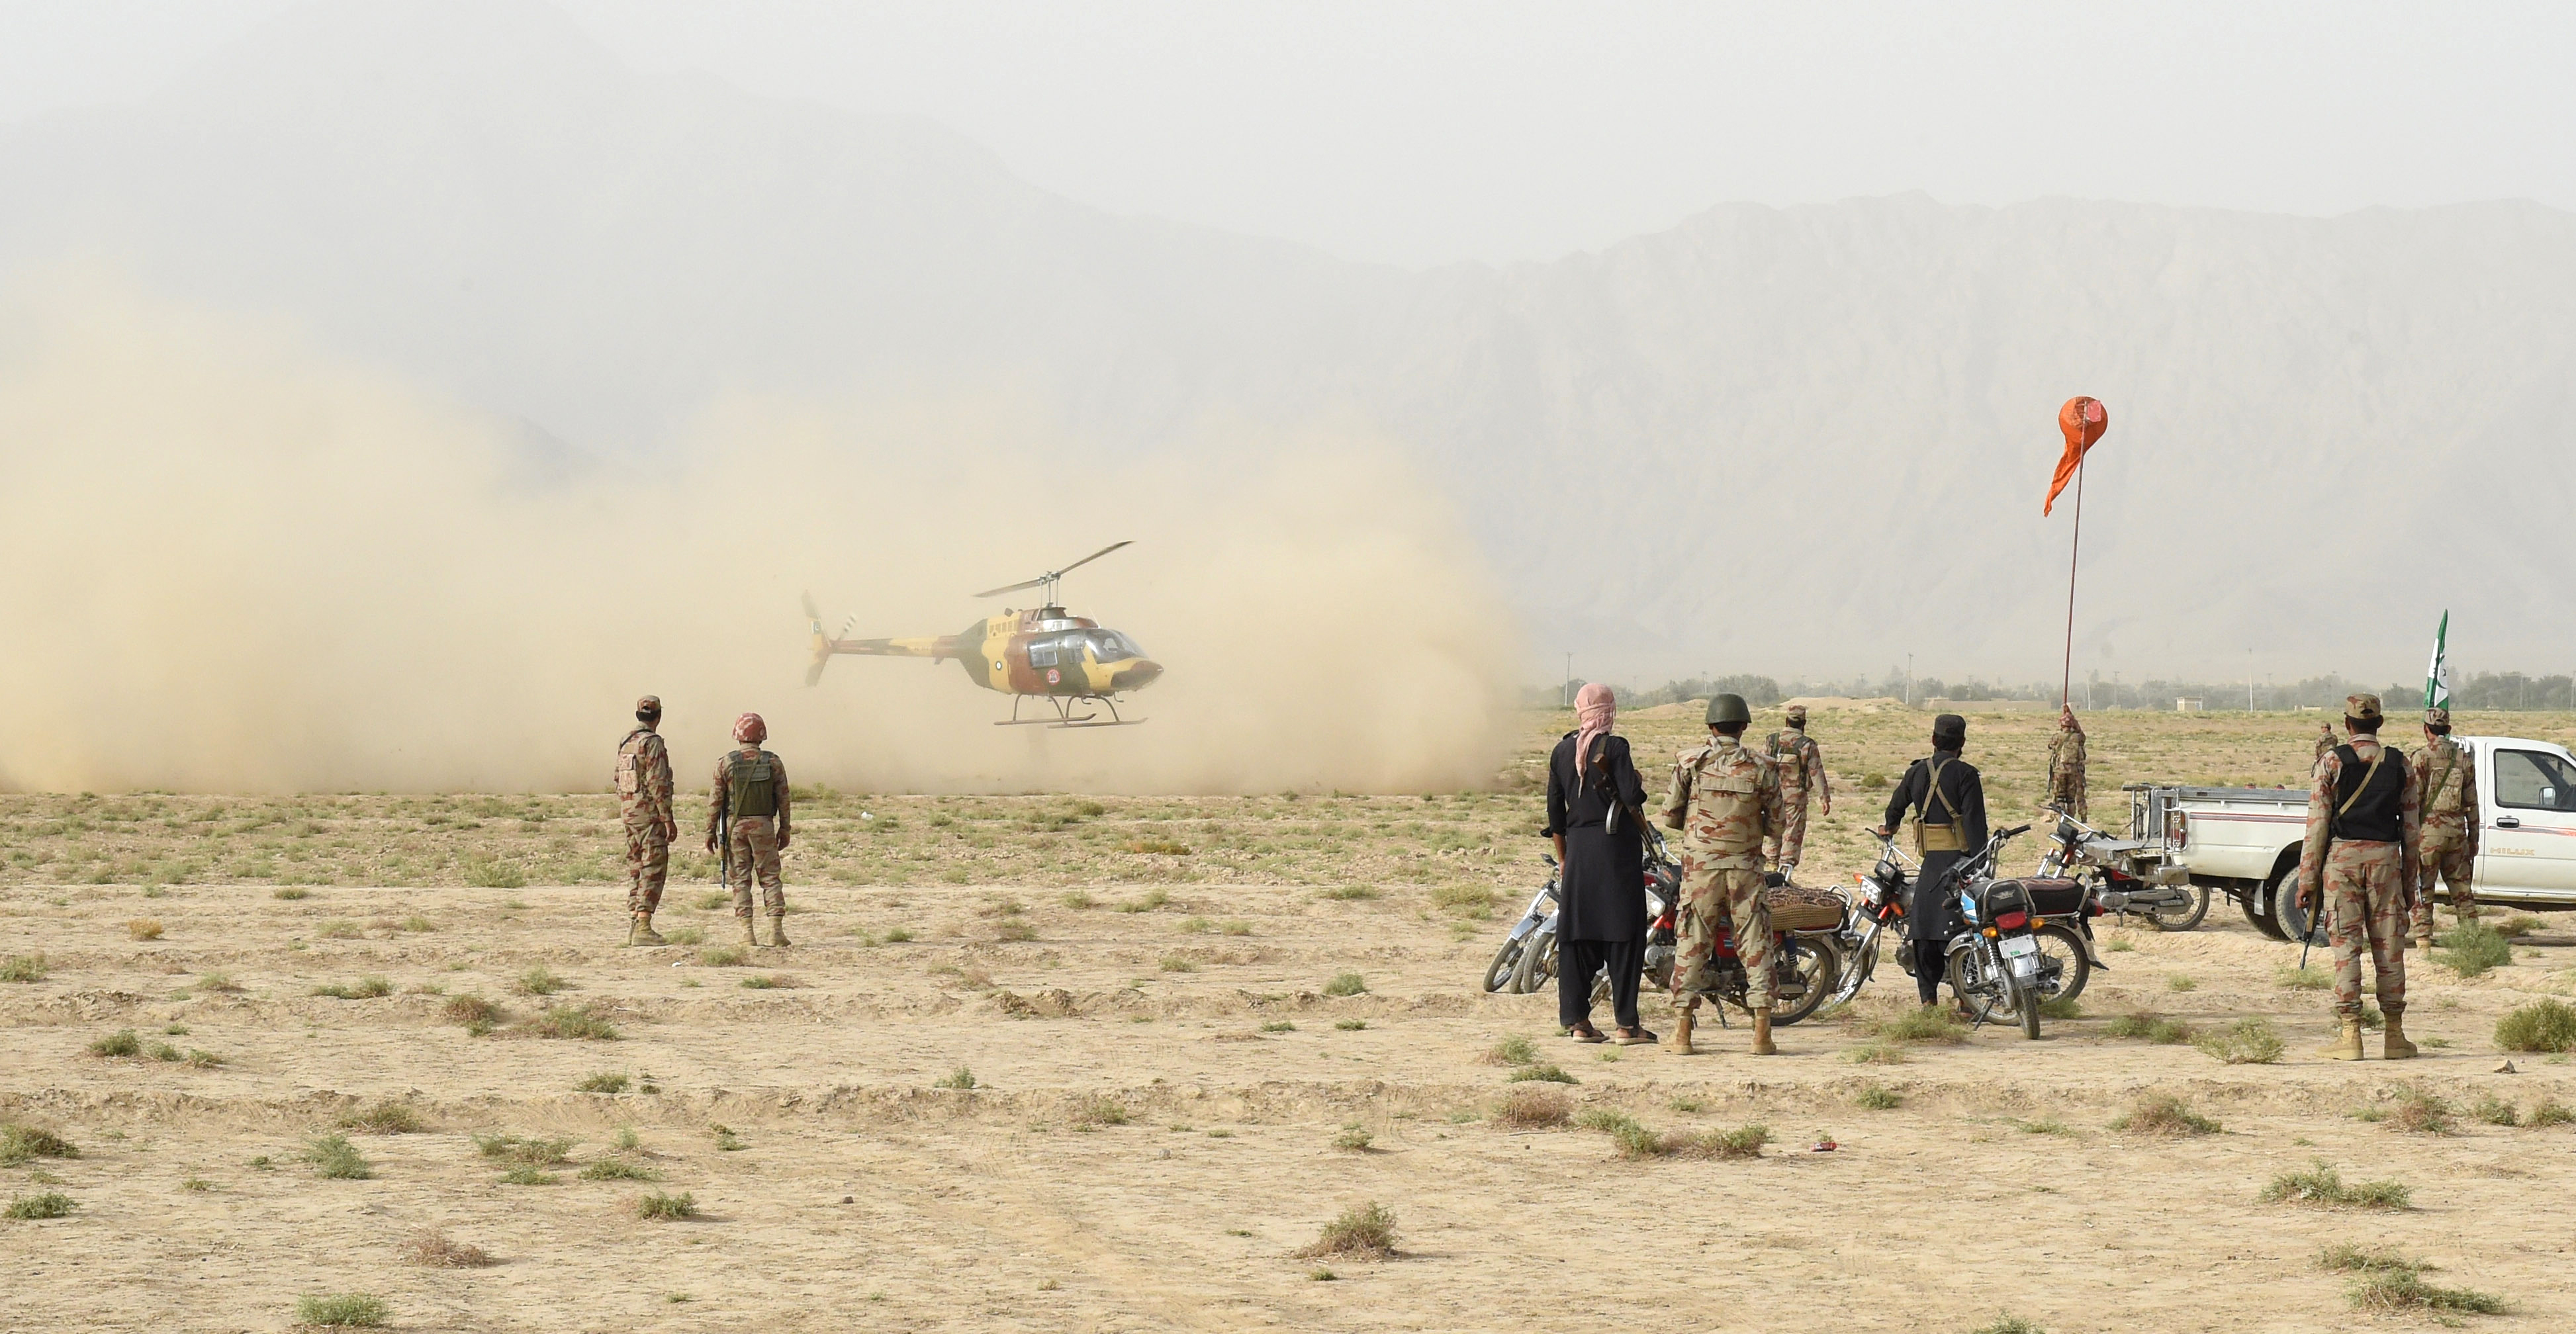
[2060,456,2085,707]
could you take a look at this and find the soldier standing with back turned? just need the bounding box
[2409,705,2479,946]
[706,712,794,948]
[1762,703,1831,883]
[2046,705,2088,821]
[2297,693,2419,1061]
[616,695,676,946]
[1660,693,1784,1057]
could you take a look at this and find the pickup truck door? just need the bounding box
[2475,744,2576,901]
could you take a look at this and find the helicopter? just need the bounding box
[802,542,1162,727]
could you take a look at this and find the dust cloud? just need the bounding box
[0,275,1521,795]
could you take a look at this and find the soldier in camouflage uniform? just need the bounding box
[2046,705,2088,820]
[2409,705,2479,945]
[2313,722,2337,768]
[706,712,794,948]
[1658,693,1784,1057]
[1761,703,1831,882]
[2295,693,2420,1061]
[615,695,676,946]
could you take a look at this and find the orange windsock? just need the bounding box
[2045,396,2108,516]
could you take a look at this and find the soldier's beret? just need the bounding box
[1784,704,1808,723]
[2345,693,2383,721]
[2424,705,2451,727]
[635,695,663,715]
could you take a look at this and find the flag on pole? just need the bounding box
[2424,611,2450,710]
[2045,397,2109,515]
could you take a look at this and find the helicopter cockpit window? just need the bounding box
[1090,631,1142,663]
[1028,641,1058,668]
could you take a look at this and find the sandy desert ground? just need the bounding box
[6,705,2576,1333]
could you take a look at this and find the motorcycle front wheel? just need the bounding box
[1509,927,1558,995]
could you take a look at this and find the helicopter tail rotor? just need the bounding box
[803,592,831,687]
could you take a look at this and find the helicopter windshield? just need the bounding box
[1089,631,1144,663]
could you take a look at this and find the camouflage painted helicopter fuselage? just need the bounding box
[812,606,1162,698]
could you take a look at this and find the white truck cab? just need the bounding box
[2129,734,2576,938]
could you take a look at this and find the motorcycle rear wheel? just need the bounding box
[2145,881,2212,932]
[1771,936,1841,1026]
[2032,924,2092,1003]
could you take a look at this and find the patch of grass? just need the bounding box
[0,954,48,983]
[2193,1017,2285,1065]
[2105,1010,2193,1044]
[576,1073,630,1094]
[1483,1034,1538,1067]
[2434,922,2514,979]
[1297,1201,1396,1260]
[2527,1099,2575,1127]
[1664,1124,1770,1160]
[1059,890,1095,909]
[694,891,729,911]
[1322,971,1367,997]
[400,914,436,932]
[5,1192,74,1220]
[1158,954,1197,973]
[1318,885,1379,901]
[514,965,567,996]
[1260,1020,1296,1033]
[578,1158,660,1181]
[1175,915,1214,934]
[185,1048,222,1068]
[1667,1096,1705,1114]
[293,1293,391,1327]
[1221,920,1254,936]
[464,858,527,889]
[522,1003,620,1041]
[1430,884,1495,918]
[1115,888,1173,913]
[700,946,749,967]
[1507,1063,1576,1085]
[2017,1117,2074,1137]
[0,1124,79,1166]
[712,1124,747,1151]
[2037,997,2082,1019]
[499,1164,560,1185]
[739,973,798,989]
[664,926,704,946]
[936,1067,977,1090]
[2276,964,2331,991]
[317,920,362,940]
[197,971,242,993]
[149,1041,184,1062]
[1493,1087,1571,1127]
[87,1029,141,1057]
[441,994,501,1034]
[2383,1089,2454,1135]
[2495,998,2576,1053]
[126,918,163,941]
[1332,1123,1373,1151]
[2110,1094,2220,1137]
[2348,1268,2506,1315]
[337,1102,426,1134]
[1966,1317,2044,1334]
[303,1134,373,1180]
[2103,935,2135,952]
[2471,1094,2519,1128]
[474,1133,573,1165]
[1071,1096,1130,1128]
[272,887,311,900]
[1871,1007,1968,1044]
[403,1230,493,1268]
[2166,973,2197,992]
[182,1177,214,1192]
[1334,1018,1368,1032]
[2260,1161,2411,1210]
[1843,1040,1909,1065]
[635,1190,697,1220]
[1855,1084,1903,1110]
[310,977,392,1000]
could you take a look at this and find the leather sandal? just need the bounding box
[1565,1022,1608,1043]
[1612,1026,1659,1046]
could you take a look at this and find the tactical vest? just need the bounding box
[726,750,780,819]
[2330,744,2407,842]
[2421,741,2465,818]
[1915,758,1967,852]
[1690,749,1765,856]
[615,729,653,798]
[1767,730,1809,787]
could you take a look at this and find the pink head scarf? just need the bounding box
[1573,682,1616,775]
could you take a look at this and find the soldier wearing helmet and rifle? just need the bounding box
[706,712,794,948]
[1658,693,1784,1057]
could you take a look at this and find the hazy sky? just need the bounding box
[7,0,2571,265]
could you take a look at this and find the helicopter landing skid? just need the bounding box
[997,695,1146,729]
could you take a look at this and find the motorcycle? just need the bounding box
[1815,837,1914,1014]
[1505,826,1679,996]
[2037,807,2205,934]
[1649,869,1843,1028]
[1941,823,2087,1039]
[1480,860,1562,993]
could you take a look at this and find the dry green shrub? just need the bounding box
[87,1029,141,1058]
[197,971,243,992]
[1070,1096,1130,1128]
[1870,1008,1967,1044]
[2470,1094,2519,1127]
[739,974,798,989]
[125,918,163,941]
[0,954,47,983]
[1663,1124,1769,1160]
[1855,1084,1903,1110]
[935,1067,976,1090]
[1297,1202,1396,1259]
[2276,965,2330,991]
[514,966,567,997]
[2382,1089,2454,1135]
[2348,1270,2505,1314]
[294,1293,390,1327]
[474,1133,573,1165]
[2261,1163,2410,1210]
[5,1191,73,1220]
[518,1003,619,1041]
[499,1164,561,1185]
[1843,1041,1909,1065]
[441,993,501,1034]
[2495,999,2576,1053]
[1322,971,1367,997]
[578,1158,660,1181]
[635,1190,696,1220]
[303,1134,372,1180]
[1508,1063,1577,1085]
[575,1072,630,1094]
[1430,884,1495,918]
[337,1102,426,1134]
[700,946,749,967]
[2193,1018,2285,1065]
[1492,1086,1571,1128]
[2526,1099,2575,1127]
[0,1124,78,1166]
[2433,923,2513,979]
[2111,1094,2220,1137]
[1331,1123,1373,1151]
[402,1230,492,1268]
[1482,1034,1538,1067]
[2105,1011,2194,1044]
[310,977,392,1000]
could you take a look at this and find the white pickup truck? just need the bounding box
[2128,734,2576,941]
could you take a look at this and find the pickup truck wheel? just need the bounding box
[2146,881,2211,932]
[2271,872,2315,945]
[2244,879,2288,940]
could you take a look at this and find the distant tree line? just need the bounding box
[1534,669,2576,712]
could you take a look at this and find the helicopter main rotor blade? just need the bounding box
[1052,540,1131,578]
[972,541,1132,599]
[973,575,1050,598]
[800,590,822,623]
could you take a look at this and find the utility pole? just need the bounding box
[2248,648,2255,713]
[1562,653,1572,709]
[1906,654,1913,707]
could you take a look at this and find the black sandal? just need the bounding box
[1566,1022,1608,1043]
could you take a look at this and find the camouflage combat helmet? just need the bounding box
[1706,693,1751,727]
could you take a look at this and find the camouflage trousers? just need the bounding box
[622,812,670,916]
[1673,860,1771,1010]
[724,815,787,918]
[2411,831,2477,937]
[2320,839,2407,1018]
[2047,772,2086,821]
[1763,792,1812,873]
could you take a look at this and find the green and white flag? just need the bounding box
[2424,611,2451,711]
